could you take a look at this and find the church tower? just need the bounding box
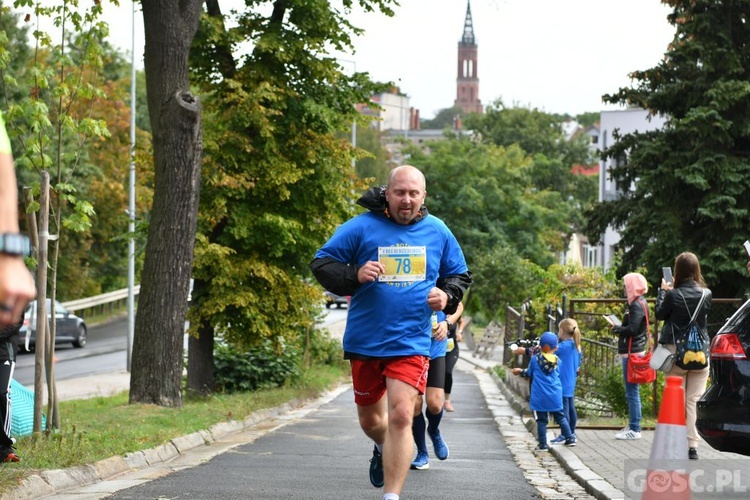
[454,0,482,114]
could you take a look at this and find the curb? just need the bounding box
[460,352,624,500]
[1,389,347,499]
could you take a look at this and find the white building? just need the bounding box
[359,91,411,132]
[596,108,668,270]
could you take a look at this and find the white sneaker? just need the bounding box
[615,428,642,440]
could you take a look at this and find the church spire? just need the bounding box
[461,0,475,46]
[454,0,482,115]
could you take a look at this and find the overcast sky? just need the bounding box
[103,0,676,119]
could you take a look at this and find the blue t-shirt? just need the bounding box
[315,211,468,358]
[429,310,447,360]
[556,339,581,397]
[526,353,564,412]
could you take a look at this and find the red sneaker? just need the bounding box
[1,451,19,463]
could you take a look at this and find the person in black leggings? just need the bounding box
[0,317,20,462]
[443,302,464,412]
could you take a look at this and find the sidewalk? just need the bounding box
[463,347,750,500]
[14,324,750,499]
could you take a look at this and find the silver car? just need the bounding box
[20,300,87,351]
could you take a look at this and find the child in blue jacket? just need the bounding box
[550,319,582,444]
[512,332,576,450]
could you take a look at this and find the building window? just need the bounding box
[583,245,599,268]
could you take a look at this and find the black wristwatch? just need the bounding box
[445,319,453,328]
[0,234,31,257]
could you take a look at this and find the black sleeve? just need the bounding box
[437,271,473,315]
[614,299,645,338]
[0,318,22,341]
[310,256,361,296]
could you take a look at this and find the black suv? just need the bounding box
[697,298,750,456]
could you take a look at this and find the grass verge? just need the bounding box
[0,364,348,495]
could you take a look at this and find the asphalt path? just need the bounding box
[103,365,538,500]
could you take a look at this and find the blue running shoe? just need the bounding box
[410,450,430,470]
[429,431,449,460]
[369,446,384,488]
[549,434,566,445]
[565,436,577,447]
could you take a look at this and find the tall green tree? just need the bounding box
[584,1,750,297]
[420,106,463,130]
[2,1,112,430]
[354,125,390,185]
[406,136,570,318]
[130,0,204,408]
[184,0,397,394]
[465,100,597,236]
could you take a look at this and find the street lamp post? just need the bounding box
[127,0,137,371]
[338,58,357,167]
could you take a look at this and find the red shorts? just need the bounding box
[350,356,430,406]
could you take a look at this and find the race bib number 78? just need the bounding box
[378,246,427,282]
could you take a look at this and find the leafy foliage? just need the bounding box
[405,129,589,318]
[187,1,398,349]
[596,364,660,419]
[213,339,302,393]
[0,3,150,299]
[420,106,464,130]
[584,1,750,297]
[213,324,344,393]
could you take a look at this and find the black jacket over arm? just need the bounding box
[613,296,649,354]
[655,281,712,344]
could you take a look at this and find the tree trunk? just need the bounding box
[33,172,49,432]
[129,0,203,407]
[186,310,215,396]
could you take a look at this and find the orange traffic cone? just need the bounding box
[642,375,690,499]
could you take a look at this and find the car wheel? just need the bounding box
[72,325,87,348]
[325,302,332,309]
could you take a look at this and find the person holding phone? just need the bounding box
[655,252,711,460]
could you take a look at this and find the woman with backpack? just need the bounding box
[655,251,712,460]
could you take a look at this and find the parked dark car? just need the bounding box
[697,298,750,456]
[20,300,87,351]
[324,291,349,309]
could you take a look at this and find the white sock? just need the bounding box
[375,442,383,454]
[383,494,400,500]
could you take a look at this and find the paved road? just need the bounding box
[35,357,595,500]
[102,365,537,500]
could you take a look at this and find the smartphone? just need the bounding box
[744,240,750,259]
[662,267,673,285]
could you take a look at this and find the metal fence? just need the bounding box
[61,285,140,318]
[502,296,745,417]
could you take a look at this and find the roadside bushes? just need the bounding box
[597,364,661,420]
[213,327,345,393]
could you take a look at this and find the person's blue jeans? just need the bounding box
[621,357,642,432]
[562,396,577,434]
[535,410,572,447]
